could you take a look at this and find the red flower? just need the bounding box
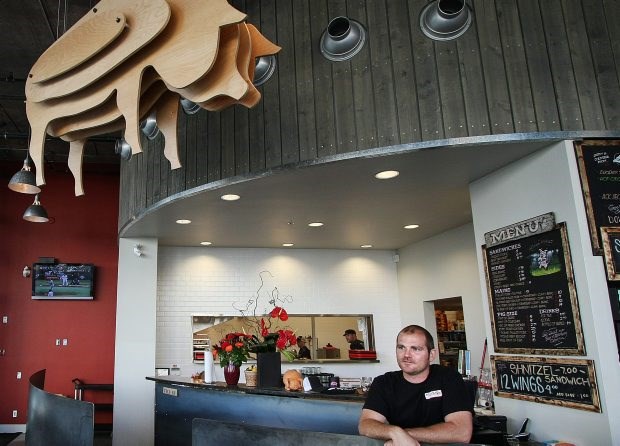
[225,344,233,352]
[270,306,289,321]
[235,342,244,348]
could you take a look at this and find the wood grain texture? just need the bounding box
[26,0,171,101]
[582,0,620,129]
[519,0,561,130]
[540,0,582,130]
[30,11,127,84]
[495,0,536,133]
[563,0,604,129]
[119,0,620,229]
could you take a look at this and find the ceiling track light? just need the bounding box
[180,98,201,115]
[419,0,472,41]
[139,110,160,140]
[253,55,277,86]
[320,16,367,62]
[23,193,49,223]
[114,138,132,161]
[8,154,41,194]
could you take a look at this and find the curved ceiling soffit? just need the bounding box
[117,129,620,239]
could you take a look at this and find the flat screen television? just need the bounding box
[32,263,95,300]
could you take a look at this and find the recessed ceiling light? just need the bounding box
[176,219,191,224]
[282,243,294,247]
[374,170,399,180]
[200,241,212,246]
[308,222,324,227]
[361,244,373,248]
[404,224,420,229]
[221,194,240,201]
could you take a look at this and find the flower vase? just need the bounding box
[223,364,240,386]
[257,351,282,388]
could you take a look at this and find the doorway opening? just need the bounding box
[433,297,467,371]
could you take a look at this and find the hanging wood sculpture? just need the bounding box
[25,0,280,196]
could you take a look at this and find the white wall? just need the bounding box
[113,238,158,446]
[396,223,487,375]
[470,141,620,445]
[156,247,401,382]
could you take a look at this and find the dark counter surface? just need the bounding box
[146,375,366,401]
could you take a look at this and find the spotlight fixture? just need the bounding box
[180,98,201,115]
[308,222,324,227]
[320,16,367,61]
[282,243,294,247]
[361,244,373,249]
[221,194,240,201]
[23,194,49,223]
[114,138,132,161]
[375,170,399,180]
[139,110,160,140]
[200,241,213,246]
[253,55,277,86]
[404,224,420,229]
[176,219,191,224]
[419,0,472,41]
[8,154,41,194]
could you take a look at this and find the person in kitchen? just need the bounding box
[343,329,365,350]
[296,336,311,359]
[358,324,472,445]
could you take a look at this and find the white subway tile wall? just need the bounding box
[156,247,401,377]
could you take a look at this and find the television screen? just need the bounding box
[32,263,95,300]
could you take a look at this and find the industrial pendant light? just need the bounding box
[253,55,277,86]
[419,0,472,41]
[23,194,49,223]
[320,16,366,62]
[8,154,41,194]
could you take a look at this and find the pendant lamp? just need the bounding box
[8,154,41,194]
[23,194,49,223]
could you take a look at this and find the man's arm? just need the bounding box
[358,408,421,446]
[405,410,473,444]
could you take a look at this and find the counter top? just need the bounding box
[146,375,367,401]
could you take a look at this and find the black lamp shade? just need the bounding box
[8,158,41,194]
[23,194,49,223]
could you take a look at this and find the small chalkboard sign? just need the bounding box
[491,355,601,412]
[574,140,620,255]
[483,223,585,355]
[601,227,620,281]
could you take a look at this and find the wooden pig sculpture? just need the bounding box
[283,369,304,392]
[25,0,280,195]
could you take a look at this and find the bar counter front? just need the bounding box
[147,375,490,446]
[148,375,372,445]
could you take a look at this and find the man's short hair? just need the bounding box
[397,325,435,350]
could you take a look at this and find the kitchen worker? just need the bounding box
[343,329,365,350]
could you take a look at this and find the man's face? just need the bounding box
[345,333,355,342]
[396,331,436,379]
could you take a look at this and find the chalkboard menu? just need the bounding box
[575,140,620,254]
[483,223,585,355]
[491,355,600,412]
[601,227,620,281]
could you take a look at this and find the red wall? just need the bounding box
[0,162,119,425]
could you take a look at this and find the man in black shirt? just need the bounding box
[343,329,365,350]
[296,336,311,359]
[359,325,472,445]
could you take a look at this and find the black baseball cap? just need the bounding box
[343,329,356,336]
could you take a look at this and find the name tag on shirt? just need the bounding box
[425,390,442,399]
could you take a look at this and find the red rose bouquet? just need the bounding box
[212,332,252,367]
